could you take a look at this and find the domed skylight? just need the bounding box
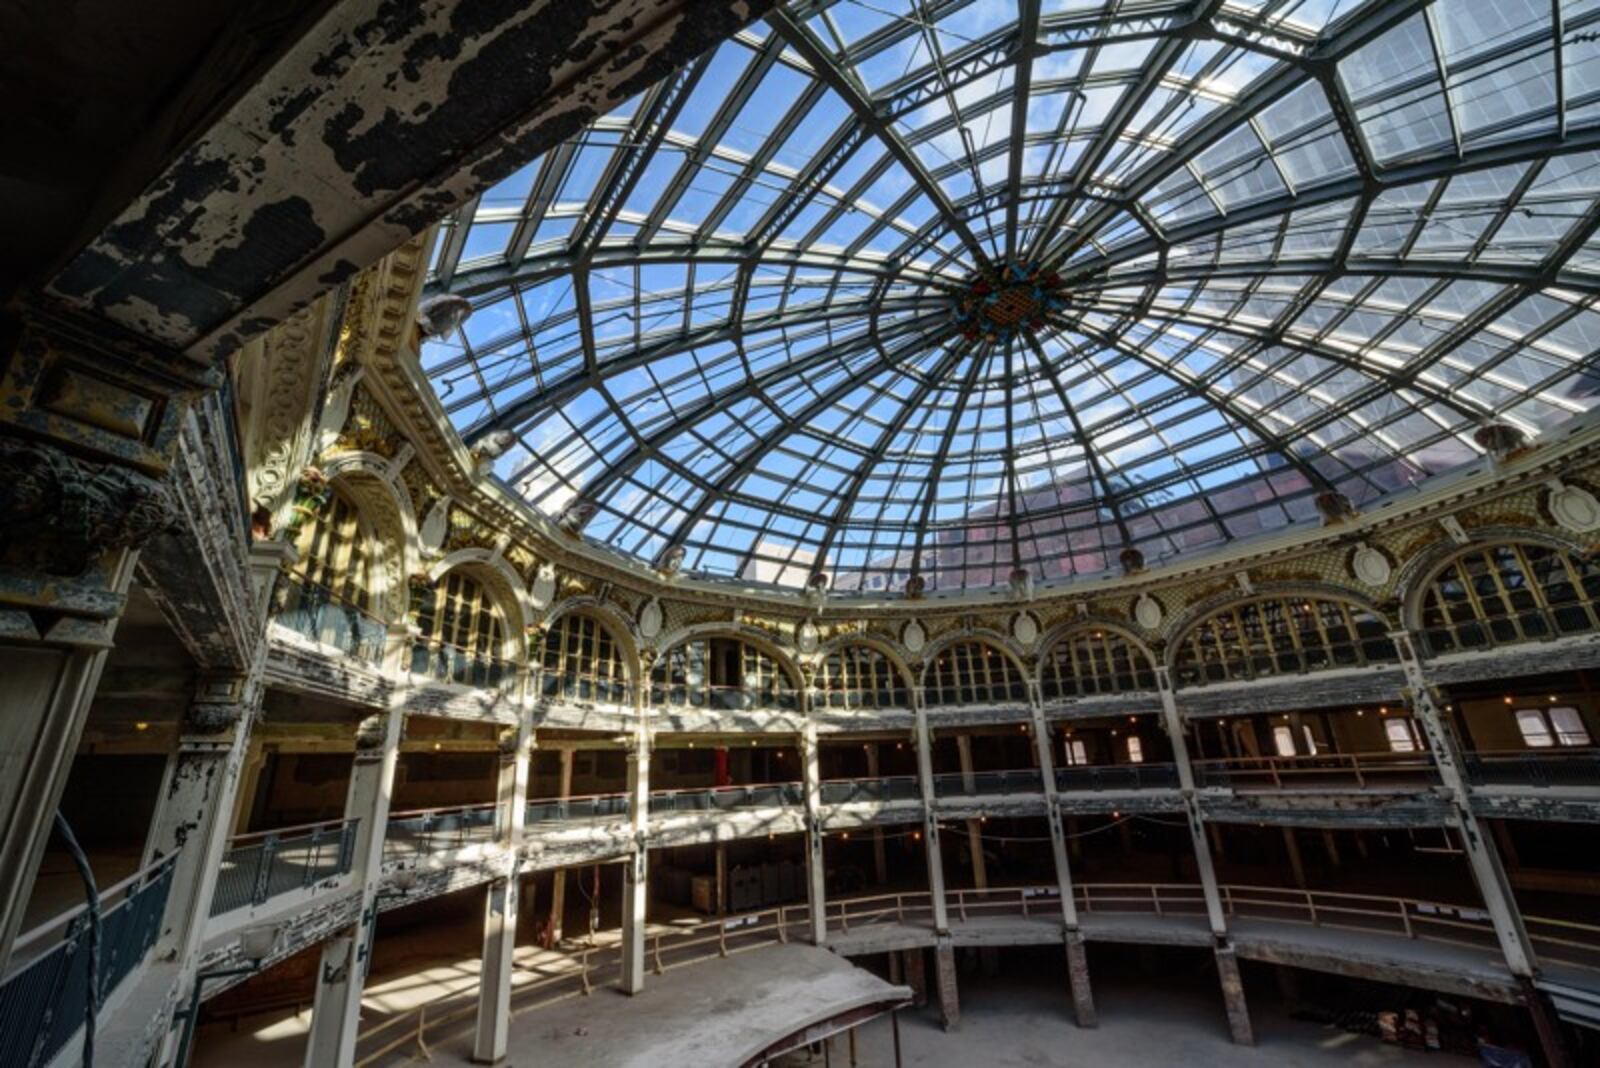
[420,0,1600,594]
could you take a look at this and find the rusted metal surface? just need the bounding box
[45,0,779,364]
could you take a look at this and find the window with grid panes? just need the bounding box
[411,570,510,687]
[1040,629,1156,699]
[1174,598,1396,685]
[924,642,1026,707]
[292,489,374,612]
[649,637,797,711]
[540,613,629,705]
[814,644,908,710]
[1420,544,1600,654]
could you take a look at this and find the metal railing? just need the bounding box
[210,819,359,916]
[410,640,515,690]
[0,855,176,1068]
[538,673,634,706]
[526,793,629,826]
[648,683,801,712]
[809,688,912,711]
[349,880,1600,1068]
[273,573,387,663]
[820,775,921,804]
[383,805,499,861]
[1055,762,1180,791]
[354,902,812,1067]
[1191,751,1440,790]
[1463,748,1600,788]
[648,782,802,815]
[931,769,1043,798]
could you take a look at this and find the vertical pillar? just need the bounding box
[1029,688,1095,1026]
[1282,828,1307,890]
[620,716,650,995]
[911,689,951,933]
[955,735,987,889]
[0,312,211,974]
[903,948,927,1008]
[1156,667,1253,1046]
[229,738,271,836]
[147,673,264,960]
[304,706,403,1068]
[934,936,960,1031]
[1321,829,1341,868]
[801,722,827,945]
[1392,632,1537,977]
[473,718,532,1064]
[547,746,574,944]
[864,744,889,885]
[1392,633,1568,1068]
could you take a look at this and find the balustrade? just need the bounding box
[209,819,360,916]
[273,572,387,663]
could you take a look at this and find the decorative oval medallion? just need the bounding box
[797,619,819,655]
[1012,612,1039,647]
[902,619,926,655]
[1350,543,1392,587]
[638,597,663,641]
[1549,480,1600,534]
[1134,593,1163,631]
[530,563,557,610]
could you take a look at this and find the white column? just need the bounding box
[801,722,827,945]
[1392,631,1537,977]
[864,744,889,884]
[955,734,987,889]
[1028,685,1095,1027]
[304,706,403,1068]
[1156,667,1253,1046]
[911,688,950,933]
[472,716,532,1064]
[620,712,650,994]
[548,746,575,943]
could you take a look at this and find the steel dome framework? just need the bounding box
[420,0,1600,594]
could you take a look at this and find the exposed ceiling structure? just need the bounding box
[421,0,1600,595]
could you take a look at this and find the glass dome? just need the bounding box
[419,0,1600,594]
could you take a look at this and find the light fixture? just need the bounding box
[134,721,150,731]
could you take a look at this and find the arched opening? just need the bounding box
[924,640,1026,706]
[410,569,515,688]
[1039,627,1156,700]
[277,486,385,662]
[1418,542,1600,655]
[649,635,799,712]
[1173,596,1396,686]
[539,611,632,706]
[813,643,910,711]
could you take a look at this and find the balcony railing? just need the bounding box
[648,683,800,713]
[1463,748,1600,788]
[1191,751,1440,790]
[210,819,359,916]
[649,782,803,815]
[383,804,499,861]
[931,768,1043,798]
[0,855,176,1068]
[809,688,912,711]
[525,793,630,826]
[1055,762,1180,791]
[274,573,386,663]
[410,640,515,690]
[539,673,633,706]
[820,775,922,804]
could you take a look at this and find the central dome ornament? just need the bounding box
[951,262,1065,344]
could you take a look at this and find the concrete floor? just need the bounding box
[799,964,1472,1068]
